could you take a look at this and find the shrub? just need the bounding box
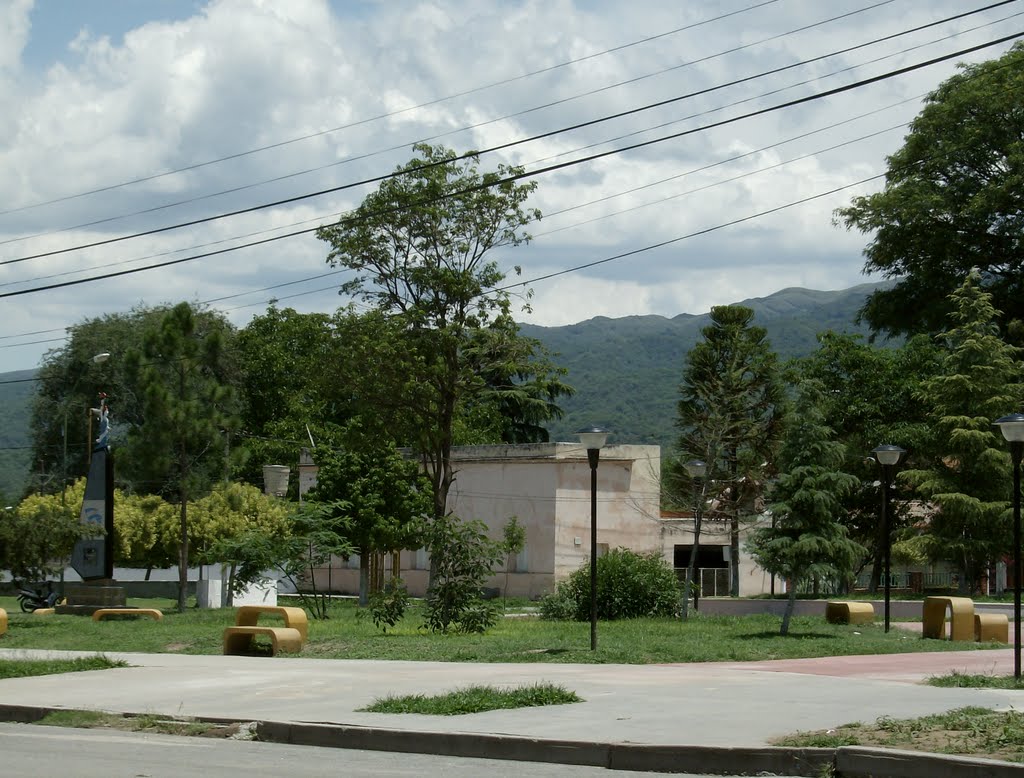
[367,577,411,633]
[541,548,680,621]
[422,515,504,634]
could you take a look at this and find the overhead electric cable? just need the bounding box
[5,0,995,248]
[1,29,1017,292]
[0,0,782,218]
[494,174,886,293]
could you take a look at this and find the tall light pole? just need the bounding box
[682,459,706,619]
[577,425,608,651]
[871,444,906,633]
[994,413,1024,679]
[61,352,110,503]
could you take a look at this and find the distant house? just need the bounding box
[285,441,778,599]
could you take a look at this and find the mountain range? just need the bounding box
[0,281,885,498]
[522,281,885,451]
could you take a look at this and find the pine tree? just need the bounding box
[903,271,1023,592]
[125,303,238,612]
[675,305,784,598]
[746,382,863,636]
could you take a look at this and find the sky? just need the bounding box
[0,0,1020,373]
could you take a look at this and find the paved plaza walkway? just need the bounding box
[1,641,1023,775]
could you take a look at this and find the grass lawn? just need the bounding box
[774,706,1024,763]
[0,595,1007,664]
[360,683,582,715]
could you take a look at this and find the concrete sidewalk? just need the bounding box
[2,646,1024,775]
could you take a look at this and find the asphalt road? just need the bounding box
[0,723,801,778]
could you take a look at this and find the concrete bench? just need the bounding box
[235,605,308,642]
[922,596,974,641]
[975,613,1009,643]
[92,608,163,622]
[0,608,6,636]
[825,601,875,625]
[32,608,55,616]
[223,626,304,656]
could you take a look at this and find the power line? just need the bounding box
[0,0,910,248]
[5,4,1007,266]
[0,0,782,219]
[0,30,1018,299]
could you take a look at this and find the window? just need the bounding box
[513,546,528,573]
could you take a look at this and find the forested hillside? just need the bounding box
[524,282,886,450]
[0,369,37,501]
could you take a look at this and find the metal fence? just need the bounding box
[676,567,731,597]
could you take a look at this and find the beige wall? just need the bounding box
[308,442,664,599]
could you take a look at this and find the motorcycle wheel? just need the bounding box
[19,598,34,613]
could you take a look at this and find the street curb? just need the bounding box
[2,704,1022,776]
[255,720,1024,777]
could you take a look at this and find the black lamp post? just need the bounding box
[683,459,706,617]
[577,425,608,651]
[871,444,906,633]
[994,413,1024,679]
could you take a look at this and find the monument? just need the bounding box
[60,393,125,613]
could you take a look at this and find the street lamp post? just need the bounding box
[61,352,110,504]
[994,413,1024,679]
[682,459,706,617]
[577,425,608,651]
[871,444,906,633]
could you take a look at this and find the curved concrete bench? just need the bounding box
[975,613,1009,643]
[92,608,163,622]
[0,608,6,636]
[223,626,303,656]
[922,596,974,641]
[235,605,308,642]
[825,601,875,625]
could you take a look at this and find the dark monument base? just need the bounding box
[56,580,127,616]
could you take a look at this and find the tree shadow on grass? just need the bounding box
[739,631,838,640]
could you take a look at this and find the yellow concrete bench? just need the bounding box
[223,626,303,656]
[0,608,6,636]
[975,613,1009,643]
[922,596,975,641]
[32,608,54,616]
[825,601,875,625]
[92,608,163,622]
[235,605,308,642]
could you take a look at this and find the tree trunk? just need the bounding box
[177,493,188,613]
[359,546,370,606]
[780,586,798,636]
[682,512,702,621]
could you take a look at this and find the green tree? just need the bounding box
[902,271,1022,591]
[746,383,863,635]
[113,491,178,574]
[316,143,569,580]
[835,42,1024,339]
[0,481,88,584]
[29,305,238,497]
[793,332,941,589]
[124,302,239,611]
[673,305,785,597]
[305,423,431,606]
[191,481,292,604]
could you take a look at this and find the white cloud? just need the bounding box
[0,0,1014,369]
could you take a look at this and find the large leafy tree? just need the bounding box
[674,305,785,597]
[29,305,237,496]
[316,143,569,538]
[836,42,1024,339]
[124,302,240,611]
[746,382,863,635]
[0,480,88,584]
[792,332,941,588]
[305,422,431,606]
[902,271,1022,592]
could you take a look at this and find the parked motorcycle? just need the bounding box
[16,583,59,613]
